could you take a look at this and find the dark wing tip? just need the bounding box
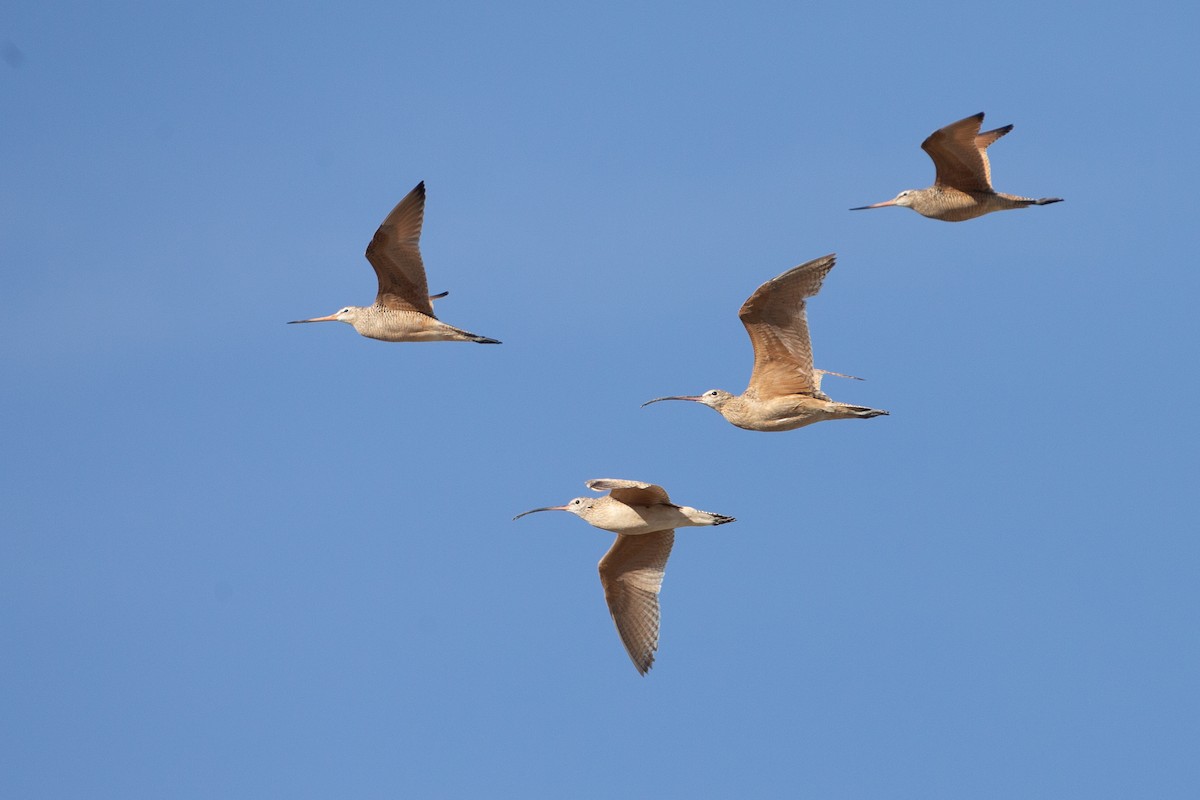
[790,252,837,275]
[933,112,984,137]
[803,252,838,280]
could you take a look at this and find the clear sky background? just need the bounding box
[3,2,1198,798]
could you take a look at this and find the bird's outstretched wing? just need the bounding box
[598,530,675,675]
[365,181,434,316]
[922,112,1011,194]
[586,479,671,507]
[739,254,835,399]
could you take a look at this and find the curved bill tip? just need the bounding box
[512,505,567,521]
[641,395,700,407]
[849,200,896,211]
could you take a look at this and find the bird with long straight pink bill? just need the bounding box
[850,112,1063,222]
[643,254,887,432]
[289,181,500,343]
[513,479,735,675]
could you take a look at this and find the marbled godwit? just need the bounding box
[642,254,887,432]
[513,479,734,675]
[851,112,1063,222]
[289,182,500,343]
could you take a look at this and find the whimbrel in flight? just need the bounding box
[850,112,1063,222]
[642,254,887,432]
[514,479,735,675]
[289,182,500,343]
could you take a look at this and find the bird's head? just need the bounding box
[512,496,596,522]
[850,189,916,211]
[642,388,734,411]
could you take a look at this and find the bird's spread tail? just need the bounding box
[698,510,736,526]
[845,405,888,419]
[1015,196,1063,207]
[450,325,501,344]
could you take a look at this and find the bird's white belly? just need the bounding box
[729,397,824,432]
[356,311,460,342]
[594,504,684,535]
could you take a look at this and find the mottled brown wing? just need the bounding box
[921,113,1008,194]
[598,530,675,675]
[586,479,671,507]
[364,181,434,316]
[974,124,1013,189]
[738,254,835,399]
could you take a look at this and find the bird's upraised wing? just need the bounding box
[365,181,434,316]
[922,112,1011,194]
[739,254,835,399]
[586,479,671,507]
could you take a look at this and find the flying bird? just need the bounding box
[851,112,1062,222]
[642,254,887,431]
[289,181,500,343]
[514,479,735,675]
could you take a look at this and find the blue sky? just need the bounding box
[3,2,1198,797]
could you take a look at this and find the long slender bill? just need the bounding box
[287,314,339,324]
[512,505,568,521]
[849,199,897,210]
[640,395,702,407]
